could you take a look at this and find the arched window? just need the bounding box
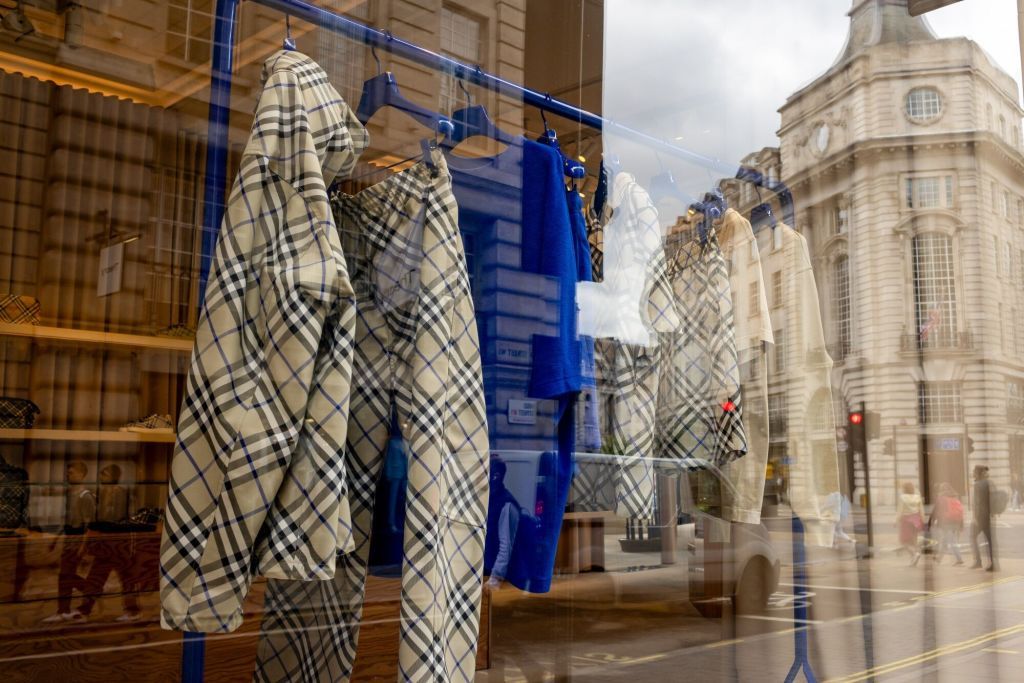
[999,115,1007,139]
[986,103,994,130]
[912,234,958,349]
[832,256,851,359]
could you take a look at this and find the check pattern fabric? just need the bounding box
[159,50,368,633]
[255,153,489,683]
[656,228,747,470]
[716,209,772,525]
[574,179,680,520]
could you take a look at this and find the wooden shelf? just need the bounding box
[0,429,176,443]
[0,323,193,352]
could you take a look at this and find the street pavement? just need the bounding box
[477,507,1024,682]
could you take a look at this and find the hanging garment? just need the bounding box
[160,50,368,633]
[571,178,680,520]
[255,152,489,683]
[773,222,840,547]
[655,226,747,471]
[716,208,772,525]
[445,139,579,594]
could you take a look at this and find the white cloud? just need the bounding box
[602,0,1020,194]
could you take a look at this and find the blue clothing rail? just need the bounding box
[196,0,794,296]
[187,1,803,680]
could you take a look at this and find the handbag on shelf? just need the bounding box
[0,295,40,325]
[0,397,41,428]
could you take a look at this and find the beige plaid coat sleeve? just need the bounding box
[160,51,366,633]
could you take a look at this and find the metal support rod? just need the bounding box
[188,1,240,680]
[198,0,240,300]
[783,516,818,683]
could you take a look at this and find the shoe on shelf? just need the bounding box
[119,414,174,434]
[115,612,142,623]
[155,323,196,339]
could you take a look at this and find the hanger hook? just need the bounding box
[654,150,666,173]
[371,45,382,75]
[458,79,472,107]
[283,14,296,50]
[540,107,550,132]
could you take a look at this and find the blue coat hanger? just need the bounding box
[535,107,586,182]
[356,41,454,138]
[443,75,517,147]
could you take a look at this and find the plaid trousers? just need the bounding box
[255,153,489,683]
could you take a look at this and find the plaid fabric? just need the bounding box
[0,295,40,324]
[716,209,771,524]
[255,153,489,683]
[160,50,368,633]
[656,228,747,470]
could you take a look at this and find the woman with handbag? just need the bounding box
[896,481,925,566]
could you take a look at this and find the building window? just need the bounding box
[904,175,953,209]
[1009,380,1024,424]
[1004,191,1011,218]
[773,328,787,373]
[999,115,1007,139]
[1004,242,1013,279]
[912,233,958,348]
[440,7,483,113]
[832,255,851,359]
[768,393,788,436]
[905,87,942,123]
[771,270,783,308]
[742,337,761,382]
[167,0,213,64]
[994,235,1002,276]
[918,382,962,424]
[808,391,836,433]
[749,281,760,317]
[831,205,848,235]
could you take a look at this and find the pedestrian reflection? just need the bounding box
[969,465,999,571]
[485,456,522,589]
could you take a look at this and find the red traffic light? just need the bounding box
[849,412,864,425]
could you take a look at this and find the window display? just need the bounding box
[2,1,1024,682]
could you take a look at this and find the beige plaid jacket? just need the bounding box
[160,50,368,633]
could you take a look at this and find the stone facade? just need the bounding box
[724,0,1024,505]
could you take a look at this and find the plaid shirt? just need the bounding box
[160,50,368,633]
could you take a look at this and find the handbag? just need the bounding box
[0,397,40,428]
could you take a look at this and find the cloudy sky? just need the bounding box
[602,0,1023,195]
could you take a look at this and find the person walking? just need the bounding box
[930,482,964,565]
[78,464,141,622]
[896,481,925,566]
[42,461,96,623]
[970,465,997,571]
